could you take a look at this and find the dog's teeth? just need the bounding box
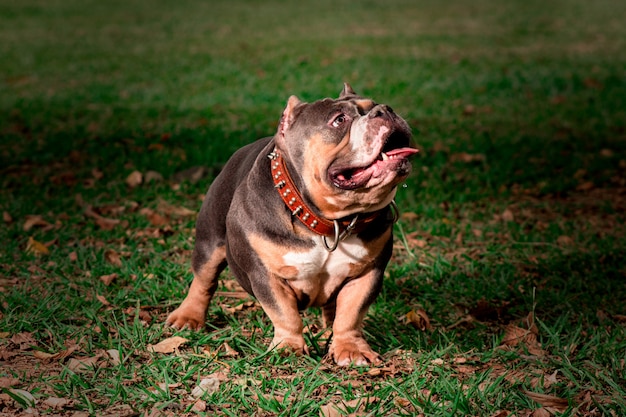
[381,152,389,161]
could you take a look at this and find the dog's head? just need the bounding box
[275,84,418,220]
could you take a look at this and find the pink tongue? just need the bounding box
[385,147,419,158]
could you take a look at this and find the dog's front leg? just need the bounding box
[257,276,309,356]
[328,269,383,366]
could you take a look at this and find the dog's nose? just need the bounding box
[368,104,394,119]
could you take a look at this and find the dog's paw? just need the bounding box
[270,336,309,356]
[165,306,206,331]
[330,338,382,366]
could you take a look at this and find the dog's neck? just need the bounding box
[267,149,387,247]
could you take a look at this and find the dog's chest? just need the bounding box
[282,236,369,279]
[279,236,375,305]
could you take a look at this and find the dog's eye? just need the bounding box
[330,114,348,128]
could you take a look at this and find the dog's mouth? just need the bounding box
[329,131,418,190]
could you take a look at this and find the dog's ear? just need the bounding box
[339,83,356,98]
[278,95,302,139]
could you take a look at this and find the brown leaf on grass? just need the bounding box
[192,399,207,412]
[576,181,594,191]
[33,344,79,362]
[530,370,559,389]
[400,212,419,222]
[10,332,36,348]
[214,290,252,299]
[8,389,36,407]
[406,308,432,331]
[67,355,102,372]
[125,170,143,188]
[171,166,208,184]
[450,152,486,163]
[144,170,163,183]
[157,200,196,217]
[489,411,510,417]
[320,397,378,417]
[106,349,121,366]
[104,249,122,267]
[0,377,20,388]
[148,212,169,226]
[612,314,626,323]
[26,237,49,256]
[84,205,120,230]
[148,336,188,354]
[557,235,575,247]
[191,377,221,398]
[23,214,50,231]
[501,313,544,356]
[523,391,568,412]
[68,251,78,262]
[583,77,603,90]
[96,294,111,306]
[222,342,239,357]
[124,306,152,323]
[43,397,74,409]
[99,273,118,286]
[530,408,551,417]
[501,208,515,222]
[3,211,12,223]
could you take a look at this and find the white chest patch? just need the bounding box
[282,235,368,279]
[281,235,370,303]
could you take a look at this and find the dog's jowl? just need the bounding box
[167,84,418,366]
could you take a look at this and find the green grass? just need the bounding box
[1,0,626,415]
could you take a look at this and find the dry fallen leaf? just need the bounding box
[33,344,79,361]
[501,208,515,222]
[320,398,378,417]
[192,399,207,412]
[99,273,118,286]
[406,308,432,331]
[450,152,486,163]
[3,211,12,223]
[0,377,20,388]
[157,200,196,217]
[68,356,101,372]
[557,235,575,247]
[125,170,143,188]
[43,397,74,409]
[68,251,78,262]
[84,205,120,230]
[23,215,50,231]
[523,391,568,412]
[25,237,49,256]
[144,170,163,183]
[191,377,220,399]
[530,409,551,417]
[146,211,169,227]
[400,212,419,222]
[96,294,111,306]
[104,249,122,267]
[222,342,239,357]
[576,181,594,191]
[148,336,189,354]
[8,388,36,407]
[106,349,121,366]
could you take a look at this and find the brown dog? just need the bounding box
[167,84,417,366]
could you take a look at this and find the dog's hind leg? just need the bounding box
[166,243,227,330]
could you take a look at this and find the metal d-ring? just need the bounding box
[322,215,359,252]
[322,220,341,252]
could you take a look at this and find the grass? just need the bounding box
[1,0,625,415]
